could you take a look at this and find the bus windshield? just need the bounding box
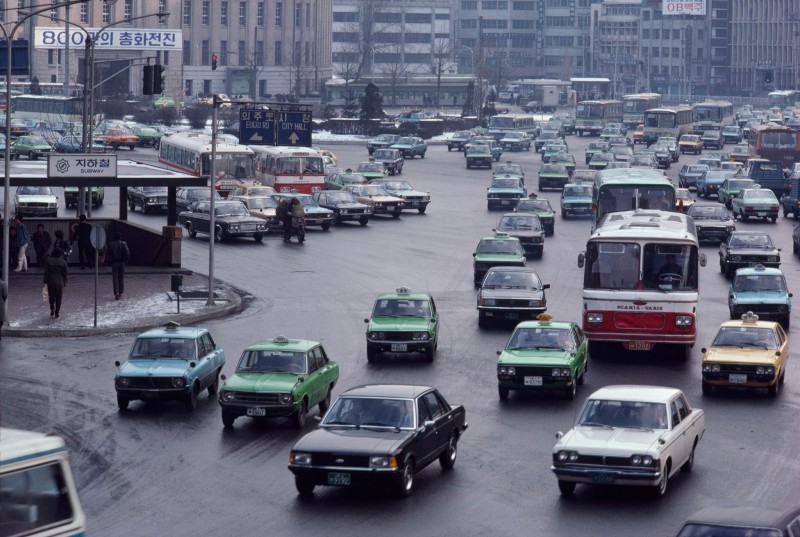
[200,153,255,178]
[584,242,698,291]
[644,113,676,128]
[760,131,797,149]
[489,116,515,129]
[576,104,603,118]
[596,185,675,220]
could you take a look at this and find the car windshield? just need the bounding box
[373,150,394,158]
[743,190,778,202]
[689,166,709,173]
[496,165,523,175]
[17,186,53,196]
[477,239,523,255]
[491,178,522,189]
[689,206,728,219]
[129,337,197,360]
[395,137,414,145]
[372,298,431,318]
[729,234,774,248]
[378,181,413,191]
[578,399,669,430]
[733,274,787,293]
[506,327,573,350]
[711,326,778,349]
[541,164,568,174]
[293,195,318,207]
[468,145,490,154]
[141,186,167,193]
[245,197,277,209]
[322,396,414,429]
[551,153,575,163]
[497,215,542,232]
[564,185,592,196]
[588,142,609,150]
[326,191,359,202]
[23,136,49,145]
[517,199,552,211]
[336,173,367,185]
[215,203,249,216]
[245,187,275,197]
[630,156,654,166]
[351,185,390,197]
[591,153,613,162]
[357,163,385,173]
[483,270,541,290]
[676,523,782,537]
[729,180,753,189]
[236,350,306,373]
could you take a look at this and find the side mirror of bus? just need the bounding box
[699,253,707,267]
[577,252,585,268]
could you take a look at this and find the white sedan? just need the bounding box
[551,385,704,497]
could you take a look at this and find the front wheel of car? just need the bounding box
[702,380,713,396]
[478,311,488,328]
[392,211,402,219]
[682,442,696,472]
[187,225,197,238]
[367,346,379,363]
[321,222,331,231]
[417,207,426,214]
[767,379,780,398]
[424,344,435,362]
[565,378,577,400]
[253,233,264,242]
[222,409,237,428]
[397,459,415,498]
[498,385,509,401]
[214,227,224,243]
[184,384,198,412]
[117,395,130,411]
[439,435,458,470]
[558,480,576,495]
[652,463,670,497]
[208,369,220,395]
[319,388,332,413]
[292,399,308,429]
[332,213,341,226]
[359,217,369,226]
[129,199,136,211]
[295,476,315,496]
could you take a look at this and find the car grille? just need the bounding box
[712,363,763,375]
[382,331,415,341]
[571,455,639,467]
[228,391,282,404]
[494,299,537,308]
[736,255,774,264]
[494,193,521,199]
[20,202,51,208]
[404,196,424,202]
[125,377,174,388]
[239,223,259,232]
[312,453,371,468]
[732,304,786,314]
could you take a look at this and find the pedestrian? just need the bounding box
[8,227,18,271]
[0,275,7,341]
[31,223,52,268]
[276,198,292,242]
[52,229,71,261]
[107,231,130,300]
[71,215,94,269]
[13,215,29,272]
[43,247,68,318]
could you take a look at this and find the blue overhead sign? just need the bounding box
[239,108,275,145]
[276,111,312,147]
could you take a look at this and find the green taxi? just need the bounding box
[548,152,576,177]
[538,163,570,191]
[355,159,389,181]
[364,287,439,362]
[718,178,755,209]
[493,161,525,182]
[584,141,610,165]
[496,315,588,400]
[515,196,555,236]
[466,144,493,169]
[473,233,526,287]
[218,336,339,429]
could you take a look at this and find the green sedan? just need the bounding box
[496,316,588,400]
[11,135,52,160]
[473,233,526,287]
[218,336,339,429]
[355,160,389,181]
[364,287,439,362]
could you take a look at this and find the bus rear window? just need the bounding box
[0,462,75,534]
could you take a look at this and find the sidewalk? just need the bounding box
[1,266,244,337]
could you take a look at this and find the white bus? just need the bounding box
[578,210,704,360]
[158,132,256,197]
[249,146,326,194]
[767,90,800,109]
[622,93,662,128]
[575,100,624,136]
[692,100,734,133]
[642,105,694,144]
[10,94,83,125]
[487,114,539,140]
[0,428,86,536]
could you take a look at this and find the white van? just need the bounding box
[0,428,86,536]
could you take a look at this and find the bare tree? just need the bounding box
[285,42,316,100]
[377,45,420,106]
[430,39,455,107]
[333,0,400,83]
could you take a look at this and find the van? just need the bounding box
[747,158,791,197]
[0,428,86,536]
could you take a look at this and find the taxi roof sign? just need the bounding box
[396,286,411,294]
[163,321,181,330]
[273,335,289,343]
[741,311,759,323]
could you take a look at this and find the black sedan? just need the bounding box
[719,231,781,278]
[312,190,372,226]
[676,505,800,537]
[178,200,267,242]
[128,186,168,213]
[686,204,735,243]
[288,384,468,498]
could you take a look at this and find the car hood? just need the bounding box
[727,247,779,256]
[16,195,57,203]
[368,317,433,331]
[481,287,544,300]
[293,427,414,455]
[361,195,403,204]
[303,207,333,215]
[330,202,367,210]
[223,372,300,392]
[499,349,573,366]
[704,347,778,364]
[559,426,661,455]
[217,214,265,224]
[731,291,789,304]
[118,358,191,377]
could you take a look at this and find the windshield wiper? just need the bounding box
[580,422,613,429]
[360,423,401,432]
[535,346,564,350]
[506,346,534,350]
[740,341,769,349]
[323,421,359,429]
[624,426,654,431]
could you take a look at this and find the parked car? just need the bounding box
[345,184,405,218]
[178,199,268,242]
[477,267,548,327]
[176,186,222,212]
[271,193,334,229]
[312,190,372,226]
[10,135,52,160]
[370,179,431,214]
[128,186,168,213]
[131,126,162,148]
[229,194,282,231]
[14,186,58,217]
[95,126,139,150]
[355,160,389,182]
[325,170,369,191]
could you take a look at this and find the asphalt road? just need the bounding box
[2,135,799,536]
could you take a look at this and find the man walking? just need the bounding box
[43,247,68,318]
[31,223,52,267]
[13,215,29,272]
[71,215,94,269]
[107,231,130,299]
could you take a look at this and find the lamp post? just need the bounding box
[2,0,89,308]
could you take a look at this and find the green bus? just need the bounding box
[592,168,676,230]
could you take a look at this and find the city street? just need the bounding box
[1,136,799,536]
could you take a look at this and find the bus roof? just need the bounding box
[622,93,661,100]
[0,427,66,467]
[161,132,253,154]
[592,210,696,241]
[247,145,324,157]
[577,99,623,105]
[570,77,611,83]
[692,100,733,107]
[594,168,672,186]
[645,106,692,114]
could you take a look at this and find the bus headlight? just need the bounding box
[675,316,693,326]
[587,313,603,323]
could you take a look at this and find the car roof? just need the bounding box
[734,266,784,277]
[681,505,798,530]
[513,319,574,330]
[587,385,683,403]
[244,337,320,352]
[341,384,435,399]
[719,316,780,329]
[375,289,432,301]
[137,324,207,339]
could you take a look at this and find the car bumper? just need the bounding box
[16,206,57,216]
[219,401,297,418]
[551,465,661,486]
[304,216,334,226]
[562,204,592,214]
[116,386,191,402]
[478,306,546,321]
[487,198,520,208]
[468,158,492,167]
[367,340,433,354]
[499,377,573,391]
[289,465,401,487]
[702,372,778,388]
[729,304,789,319]
[739,209,779,219]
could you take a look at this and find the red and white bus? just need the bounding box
[250,146,326,194]
[578,210,704,359]
[158,132,256,197]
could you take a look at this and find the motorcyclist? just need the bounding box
[290,198,306,238]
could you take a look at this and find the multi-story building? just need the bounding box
[708,0,730,96]
[589,0,643,98]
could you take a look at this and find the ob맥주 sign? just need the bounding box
[34,27,182,50]
[662,1,705,15]
[47,155,118,179]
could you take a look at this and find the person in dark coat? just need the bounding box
[31,224,52,267]
[107,231,130,299]
[52,229,71,261]
[276,198,292,242]
[43,248,68,318]
[71,215,94,269]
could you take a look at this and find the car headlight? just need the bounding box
[769,256,780,262]
[279,393,293,405]
[48,203,57,208]
[291,452,312,465]
[675,316,693,326]
[498,366,516,376]
[587,313,604,323]
[529,299,542,307]
[172,377,185,388]
[413,332,429,341]
[369,456,398,468]
[642,455,654,466]
[228,224,239,231]
[117,377,129,387]
[422,196,430,202]
[340,209,349,215]
[222,391,235,402]
[631,455,642,465]
[257,224,266,230]
[369,332,384,340]
[568,452,579,462]
[147,197,157,203]
[480,298,496,306]
[703,363,721,373]
[557,451,570,461]
[552,368,571,377]
[726,226,735,231]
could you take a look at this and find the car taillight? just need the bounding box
[745,206,754,210]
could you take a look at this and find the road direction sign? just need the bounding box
[47,154,117,179]
[276,111,312,147]
[239,108,275,145]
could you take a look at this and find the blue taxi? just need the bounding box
[487,175,527,210]
[729,265,792,328]
[560,181,593,218]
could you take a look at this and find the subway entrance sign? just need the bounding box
[276,111,312,147]
[239,108,276,145]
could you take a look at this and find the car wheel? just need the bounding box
[782,316,790,329]
[498,385,510,400]
[392,211,402,219]
[577,364,586,385]
[117,395,130,411]
[367,346,378,363]
[420,152,425,159]
[682,442,696,472]
[253,233,264,242]
[424,344,435,362]
[214,227,224,242]
[129,199,136,211]
[397,459,415,498]
[292,399,308,428]
[558,480,576,495]
[478,311,488,328]
[702,380,713,396]
[332,213,341,226]
[295,475,315,496]
[184,384,198,411]
[565,378,577,400]
[321,222,331,231]
[652,462,670,497]
[187,225,197,238]
[439,435,458,470]
[767,379,780,397]
[208,370,220,395]
[222,409,237,428]
[417,206,426,214]
[359,217,369,226]
[319,387,332,413]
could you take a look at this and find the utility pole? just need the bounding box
[477,15,483,123]
[64,3,70,96]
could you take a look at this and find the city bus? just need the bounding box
[487,114,539,140]
[250,145,326,194]
[575,100,624,136]
[747,123,800,171]
[622,93,662,128]
[642,105,694,144]
[592,168,676,230]
[578,210,703,359]
[10,94,83,125]
[158,132,256,197]
[767,90,800,109]
[692,100,734,133]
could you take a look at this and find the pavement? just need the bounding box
[1,265,244,337]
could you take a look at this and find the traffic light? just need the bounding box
[142,64,154,95]
[764,70,774,84]
[211,53,218,70]
[153,64,166,94]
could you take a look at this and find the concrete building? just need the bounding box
[589,0,643,98]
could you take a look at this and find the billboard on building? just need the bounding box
[662,1,706,15]
[34,28,182,50]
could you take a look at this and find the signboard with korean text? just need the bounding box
[276,111,312,147]
[662,1,705,15]
[47,155,118,179]
[34,28,182,50]
[239,108,276,145]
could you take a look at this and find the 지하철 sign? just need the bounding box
[47,155,118,179]
[662,0,705,15]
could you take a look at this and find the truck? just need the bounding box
[542,85,559,112]
[747,158,791,198]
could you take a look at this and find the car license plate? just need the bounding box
[411,201,420,206]
[246,407,266,417]
[328,472,351,486]
[757,212,766,217]
[387,205,396,210]
[391,343,407,352]
[501,200,510,205]
[503,312,519,320]
[592,473,615,484]
[729,374,748,384]
[524,376,543,386]
[142,392,158,399]
[626,341,652,351]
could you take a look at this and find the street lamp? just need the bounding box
[2,0,89,310]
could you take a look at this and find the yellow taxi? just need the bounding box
[315,148,338,164]
[633,124,646,144]
[701,312,789,397]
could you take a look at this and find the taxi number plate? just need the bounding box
[626,341,652,351]
[386,205,395,210]
[500,200,510,205]
[246,407,266,417]
[503,312,519,320]
[328,473,351,486]
[757,212,766,217]
[729,374,748,384]
[410,201,420,206]
[391,343,407,352]
[524,376,543,386]
[592,473,615,484]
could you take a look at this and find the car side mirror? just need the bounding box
[778,248,782,252]
[776,351,781,356]
[473,252,477,257]
[298,377,304,383]
[364,318,369,323]
[496,350,502,356]
[543,284,550,290]
[789,293,793,297]
[189,361,196,368]
[555,431,563,440]
[699,253,707,267]
[114,360,121,367]
[577,252,585,268]
[701,348,707,354]
[221,374,226,381]
[424,420,436,430]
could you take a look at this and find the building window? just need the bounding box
[256,41,264,64]
[124,0,132,19]
[79,2,88,23]
[185,79,193,97]
[461,1,478,10]
[202,0,209,25]
[275,2,282,26]
[238,41,246,65]
[203,79,211,96]
[239,2,246,25]
[406,13,431,24]
[275,41,282,65]
[259,80,267,97]
[201,40,209,65]
[257,2,264,25]
[183,40,191,64]
[435,13,450,20]
[102,1,110,23]
[48,49,54,65]
[220,1,227,25]
[220,41,228,65]
[306,3,310,27]
[305,42,310,65]
[183,0,191,25]
[0,1,4,23]
[295,2,301,26]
